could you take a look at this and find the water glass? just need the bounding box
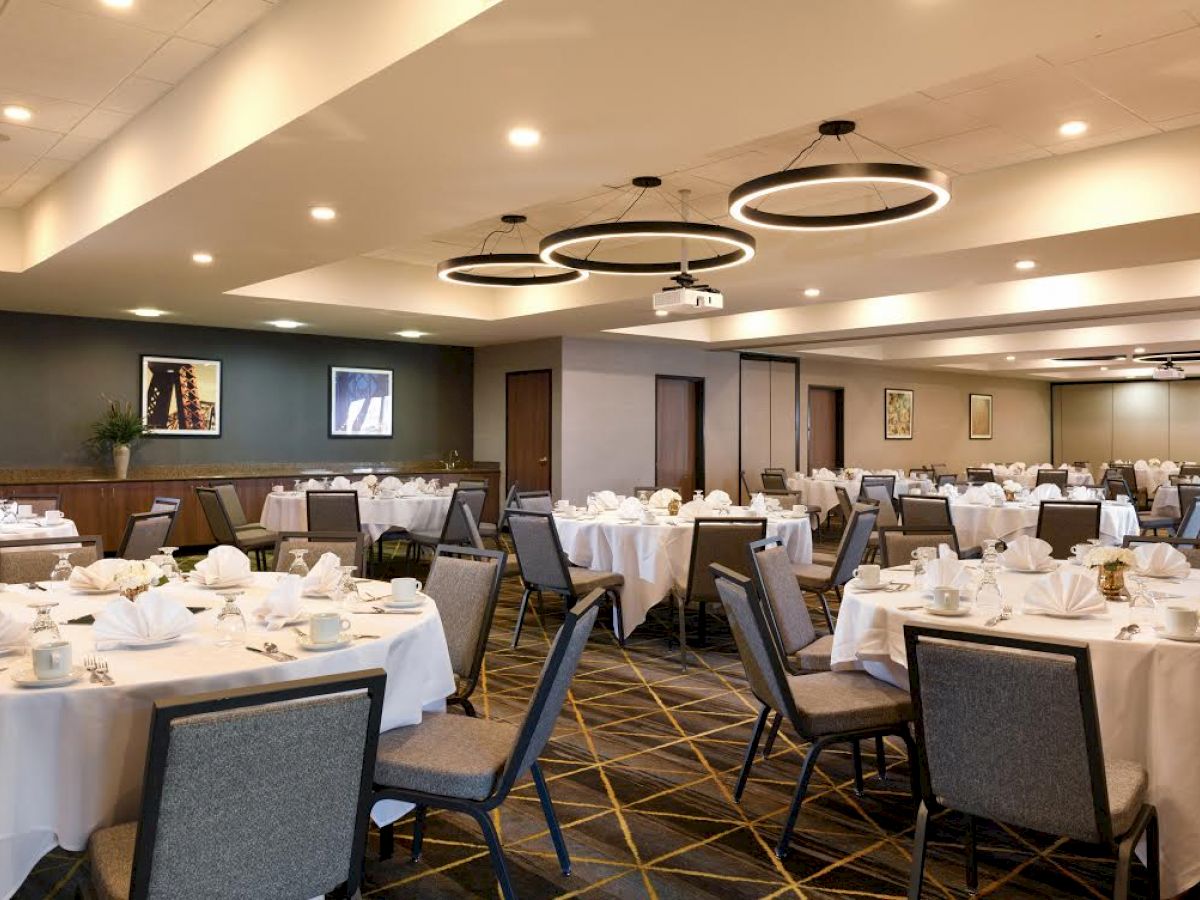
[287,549,310,577]
[157,547,180,582]
[214,592,246,647]
[49,552,73,591]
[335,565,359,607]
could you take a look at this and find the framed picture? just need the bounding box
[969,393,993,440]
[884,388,914,440]
[140,355,222,436]
[330,366,393,437]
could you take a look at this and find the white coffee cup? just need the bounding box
[309,612,351,645]
[1164,605,1199,638]
[392,577,423,602]
[641,509,657,525]
[792,504,807,518]
[853,564,881,587]
[43,509,64,523]
[32,640,72,680]
[931,586,961,612]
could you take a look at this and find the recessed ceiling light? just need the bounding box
[395,330,428,339]
[2,105,32,122]
[1101,366,1109,371]
[1014,259,1037,271]
[309,206,336,221]
[267,319,304,329]
[1126,373,1137,378]
[803,287,821,298]
[101,0,134,8]
[1058,120,1088,137]
[130,308,166,318]
[655,309,669,318]
[1133,346,1146,354]
[1005,355,1016,361]
[507,126,540,148]
[191,251,213,265]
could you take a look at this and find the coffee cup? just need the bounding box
[309,612,352,645]
[853,564,881,587]
[272,484,284,493]
[392,577,423,602]
[43,509,64,523]
[791,504,807,519]
[32,640,72,680]
[931,586,961,612]
[641,508,657,525]
[1164,605,1199,638]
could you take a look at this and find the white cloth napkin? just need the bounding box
[1134,459,1149,470]
[705,489,732,507]
[647,488,678,508]
[0,609,26,648]
[254,574,305,629]
[303,478,322,490]
[397,480,420,496]
[999,536,1054,571]
[815,468,836,481]
[1067,485,1093,501]
[68,558,129,591]
[937,483,957,497]
[748,493,768,515]
[192,545,252,586]
[1028,482,1063,501]
[1133,543,1191,579]
[595,490,620,509]
[380,476,402,491]
[960,486,992,505]
[93,591,195,648]
[330,476,351,489]
[677,499,713,520]
[918,558,972,592]
[981,482,1005,499]
[302,552,344,596]
[1163,460,1179,472]
[1025,570,1106,616]
[615,497,644,520]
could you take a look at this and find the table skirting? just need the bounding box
[261,492,452,542]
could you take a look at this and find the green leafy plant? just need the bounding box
[87,397,144,450]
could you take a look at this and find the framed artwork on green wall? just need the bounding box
[141,355,222,436]
[329,366,393,437]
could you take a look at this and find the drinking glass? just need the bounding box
[293,479,302,492]
[287,549,310,577]
[157,547,180,582]
[27,601,61,645]
[214,592,246,647]
[637,490,650,505]
[334,566,359,607]
[49,552,73,591]
[973,572,1003,618]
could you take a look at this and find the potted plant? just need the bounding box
[87,398,144,479]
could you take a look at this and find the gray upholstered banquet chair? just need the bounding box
[792,505,880,631]
[1107,478,1176,534]
[405,487,487,565]
[424,543,506,717]
[88,669,387,900]
[1180,464,1200,479]
[116,511,176,561]
[1122,535,1200,563]
[1177,484,1200,528]
[148,497,181,544]
[859,479,898,528]
[6,493,62,515]
[194,486,277,570]
[373,592,601,900]
[713,565,916,858]
[477,482,518,545]
[878,526,961,569]
[273,531,367,576]
[305,489,362,534]
[898,494,953,530]
[904,625,1158,899]
[454,479,488,489]
[1036,501,1101,559]
[674,517,767,670]
[1035,468,1069,489]
[507,509,624,648]
[0,535,103,583]
[965,467,995,484]
[936,473,959,487]
[515,490,554,513]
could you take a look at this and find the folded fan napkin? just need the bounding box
[192,545,252,586]
[1024,570,1105,616]
[1162,460,1179,472]
[705,489,732,507]
[918,558,972,592]
[937,483,957,497]
[330,476,351,489]
[380,476,402,491]
[0,609,26,648]
[960,486,992,505]
[1067,485,1092,501]
[302,551,344,596]
[648,488,679,508]
[748,493,768,514]
[396,480,420,496]
[616,497,644,519]
[1134,459,1149,470]
[93,590,195,648]
[1028,482,1063,501]
[815,468,836,481]
[595,490,620,509]
[68,557,129,591]
[1000,535,1054,571]
[303,478,322,490]
[254,574,305,629]
[938,543,957,559]
[677,499,713,521]
[1133,543,1191,579]
[982,481,1005,499]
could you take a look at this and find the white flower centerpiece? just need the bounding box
[115,560,165,601]
[363,473,379,497]
[1084,546,1137,601]
[844,467,860,480]
[1001,479,1023,501]
[1149,457,1162,467]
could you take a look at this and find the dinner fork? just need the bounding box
[984,606,1012,627]
[96,659,113,684]
[83,655,101,683]
[1116,624,1141,641]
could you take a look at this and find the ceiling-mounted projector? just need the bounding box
[1152,358,1186,381]
[653,272,723,314]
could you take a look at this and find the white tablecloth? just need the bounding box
[831,563,1200,896]
[949,500,1139,550]
[0,519,79,544]
[788,476,921,518]
[1012,470,1094,490]
[261,491,452,542]
[553,510,812,637]
[0,572,454,898]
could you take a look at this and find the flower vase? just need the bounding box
[120,583,149,602]
[112,444,130,479]
[667,499,680,516]
[1098,564,1127,602]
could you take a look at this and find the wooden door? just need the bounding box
[506,370,553,493]
[656,375,704,497]
[808,386,843,470]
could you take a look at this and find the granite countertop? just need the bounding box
[0,461,500,485]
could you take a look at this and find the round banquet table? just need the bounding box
[831,561,1200,896]
[948,499,1139,550]
[1133,466,1175,495]
[261,491,452,542]
[788,475,922,518]
[1010,469,1094,490]
[554,509,812,637]
[0,572,454,898]
[0,519,79,543]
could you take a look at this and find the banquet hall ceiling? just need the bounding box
[2,0,1200,381]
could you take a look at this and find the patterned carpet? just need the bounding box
[18,543,1159,899]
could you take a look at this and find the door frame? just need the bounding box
[737,353,801,504]
[505,368,553,492]
[806,384,845,471]
[655,374,706,494]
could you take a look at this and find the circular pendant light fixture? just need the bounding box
[437,215,588,287]
[728,120,951,231]
[539,176,756,276]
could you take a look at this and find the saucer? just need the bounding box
[191,576,252,590]
[924,605,971,617]
[1001,563,1057,574]
[121,634,185,649]
[296,634,353,652]
[849,578,891,591]
[1033,609,1097,619]
[1154,626,1200,642]
[383,593,426,609]
[11,666,86,688]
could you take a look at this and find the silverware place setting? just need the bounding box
[1116,624,1141,641]
[246,643,296,662]
[83,655,113,684]
[984,606,1013,627]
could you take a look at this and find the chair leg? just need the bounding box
[1114,832,1133,900]
[531,761,572,876]
[816,590,836,632]
[774,736,828,859]
[460,697,477,718]
[762,710,783,759]
[472,809,517,900]
[875,735,888,782]
[734,705,770,802]
[908,800,931,899]
[676,593,689,672]
[964,812,978,893]
[1147,806,1160,899]
[511,587,532,649]
[411,805,427,862]
[696,599,708,646]
[899,727,922,807]
[851,741,865,797]
[610,591,626,648]
[378,821,394,861]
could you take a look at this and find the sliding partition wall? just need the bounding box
[739,355,798,500]
[1052,380,1200,464]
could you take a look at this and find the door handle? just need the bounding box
[538,457,548,464]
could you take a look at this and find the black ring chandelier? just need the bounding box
[539,176,756,276]
[437,215,588,287]
[728,120,951,231]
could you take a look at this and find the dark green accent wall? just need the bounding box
[0,312,474,467]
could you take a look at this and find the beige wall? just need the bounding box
[1052,380,1200,465]
[799,359,1051,474]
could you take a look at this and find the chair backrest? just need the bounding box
[1180,465,1200,479]
[909,467,934,480]
[1036,469,1069,488]
[860,481,898,527]
[0,535,104,583]
[831,506,880,586]
[936,473,959,486]
[904,625,1115,844]
[211,482,248,527]
[149,497,181,515]
[1177,490,1200,539]
[118,512,176,560]
[965,467,995,484]
[739,470,753,502]
[127,670,386,900]
[497,482,519,531]
[878,527,960,569]
[898,495,952,529]
[1072,461,1089,470]
[195,487,237,544]
[506,509,572,594]
[834,485,855,520]
[440,488,487,544]
[515,491,554,514]
[274,532,367,576]
[760,471,789,492]
[859,474,896,499]
[455,479,488,489]
[461,502,486,550]
[748,537,818,657]
[305,491,362,533]
[498,592,601,795]
[1178,484,1200,525]
[1105,476,1133,500]
[683,517,768,604]
[425,545,505,697]
[7,493,61,514]
[1036,501,1102,559]
[1118,465,1139,494]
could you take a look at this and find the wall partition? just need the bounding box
[739,355,798,498]
[1052,380,1200,464]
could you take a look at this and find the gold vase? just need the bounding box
[120,583,149,602]
[667,498,680,516]
[1097,565,1127,602]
